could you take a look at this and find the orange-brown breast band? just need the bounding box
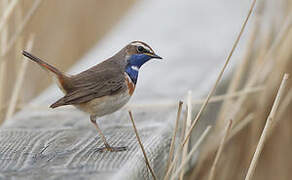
[125,76,135,95]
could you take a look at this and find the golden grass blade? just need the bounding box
[208,120,232,180]
[244,73,289,180]
[230,14,292,124]
[128,111,157,180]
[165,101,183,176]
[189,113,254,179]
[171,126,211,180]
[0,61,6,121]
[200,113,254,164]
[216,0,265,126]
[264,87,292,140]
[1,0,43,59]
[182,0,257,147]
[0,0,8,122]
[0,86,263,114]
[164,1,257,178]
[0,0,19,33]
[126,86,263,110]
[5,36,34,120]
[164,123,185,180]
[228,113,254,141]
[276,86,292,123]
[216,13,260,126]
[173,110,188,175]
[180,91,192,180]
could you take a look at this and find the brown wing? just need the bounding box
[50,63,126,108]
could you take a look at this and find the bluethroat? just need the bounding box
[22,41,162,152]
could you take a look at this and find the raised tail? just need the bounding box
[22,50,64,77]
[22,50,71,94]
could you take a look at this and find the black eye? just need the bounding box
[137,46,145,53]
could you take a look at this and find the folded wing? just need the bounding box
[50,64,126,108]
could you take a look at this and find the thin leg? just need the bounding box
[90,115,127,152]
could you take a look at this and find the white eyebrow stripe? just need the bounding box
[130,42,153,53]
[130,42,144,46]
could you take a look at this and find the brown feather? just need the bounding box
[50,48,128,108]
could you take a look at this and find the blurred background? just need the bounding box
[0,0,252,123]
[0,0,135,122]
[0,0,292,180]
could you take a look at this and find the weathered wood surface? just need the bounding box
[0,108,176,180]
[0,0,249,179]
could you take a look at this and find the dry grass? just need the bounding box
[245,74,289,180]
[165,101,183,176]
[187,0,292,179]
[164,0,257,179]
[208,120,232,180]
[163,0,292,179]
[5,35,34,120]
[128,111,157,180]
[171,126,211,180]
[180,91,193,180]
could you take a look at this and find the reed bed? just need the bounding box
[183,0,292,179]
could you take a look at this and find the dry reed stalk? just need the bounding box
[181,0,257,147]
[0,0,43,60]
[204,114,254,159]
[270,32,292,110]
[230,14,292,124]
[189,113,254,179]
[259,28,292,82]
[0,0,9,123]
[179,91,192,180]
[0,0,19,33]
[126,86,263,110]
[0,61,6,121]
[165,101,183,177]
[164,1,257,178]
[276,86,292,123]
[128,111,157,180]
[175,109,188,173]
[265,86,292,141]
[0,86,263,113]
[250,28,272,77]
[216,1,266,125]
[216,11,260,127]
[171,126,211,180]
[228,113,254,141]
[164,110,188,180]
[5,36,34,120]
[208,120,232,180]
[244,73,289,180]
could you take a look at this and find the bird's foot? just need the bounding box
[95,145,128,152]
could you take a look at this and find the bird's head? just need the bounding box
[125,41,162,69]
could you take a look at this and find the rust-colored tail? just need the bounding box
[22,50,71,98]
[22,50,64,77]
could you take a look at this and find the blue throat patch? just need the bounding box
[125,54,152,84]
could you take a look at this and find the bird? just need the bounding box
[22,41,162,152]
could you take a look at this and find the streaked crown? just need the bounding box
[125,41,162,60]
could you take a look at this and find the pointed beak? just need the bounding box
[151,53,163,59]
[144,52,163,59]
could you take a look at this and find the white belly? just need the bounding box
[76,90,131,117]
